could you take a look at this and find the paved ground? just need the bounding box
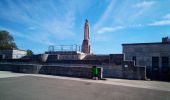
[0,71,170,100]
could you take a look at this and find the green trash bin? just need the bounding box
[92,66,99,79]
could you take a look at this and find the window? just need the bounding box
[152,57,159,71]
[132,56,136,65]
[0,55,2,59]
[161,57,169,73]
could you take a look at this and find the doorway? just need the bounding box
[152,57,159,79]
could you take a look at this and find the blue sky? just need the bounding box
[0,0,170,54]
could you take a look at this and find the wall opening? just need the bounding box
[152,57,159,79]
[161,57,169,73]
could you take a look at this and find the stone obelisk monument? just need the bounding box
[82,19,91,54]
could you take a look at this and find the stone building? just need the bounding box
[17,19,146,80]
[0,49,27,59]
[122,37,170,79]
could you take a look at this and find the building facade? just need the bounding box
[0,49,27,59]
[122,38,170,79]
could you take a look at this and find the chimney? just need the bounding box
[162,37,170,43]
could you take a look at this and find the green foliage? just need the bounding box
[26,49,33,56]
[0,30,17,50]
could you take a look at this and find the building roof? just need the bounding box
[122,42,170,46]
[0,49,26,52]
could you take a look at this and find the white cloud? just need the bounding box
[93,1,156,35]
[133,1,156,8]
[0,0,76,40]
[97,26,124,34]
[149,20,170,26]
[92,34,110,42]
[148,13,170,26]
[128,24,143,28]
[0,26,54,45]
[97,24,144,34]
[130,1,156,21]
[93,1,116,32]
[163,13,170,19]
[28,26,36,30]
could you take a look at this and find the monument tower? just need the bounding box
[82,19,91,54]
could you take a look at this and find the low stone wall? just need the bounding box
[0,63,92,78]
[0,63,146,80]
[0,63,40,73]
[102,65,123,78]
[39,65,92,78]
[122,65,146,80]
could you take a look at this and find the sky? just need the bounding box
[0,0,170,54]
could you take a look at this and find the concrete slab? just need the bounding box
[0,71,28,78]
[0,71,170,92]
[29,74,170,92]
[0,75,170,100]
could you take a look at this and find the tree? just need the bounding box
[26,49,33,56]
[0,30,17,50]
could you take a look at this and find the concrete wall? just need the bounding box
[0,50,26,59]
[45,51,86,61]
[102,65,123,78]
[123,44,170,68]
[101,61,146,80]
[122,62,146,80]
[0,63,93,78]
[0,63,146,80]
[83,54,109,61]
[12,50,27,59]
[123,43,170,80]
[39,65,92,78]
[58,54,86,60]
[109,54,124,65]
[42,53,86,62]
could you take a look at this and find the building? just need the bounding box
[0,19,148,80]
[0,49,27,59]
[122,37,170,79]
